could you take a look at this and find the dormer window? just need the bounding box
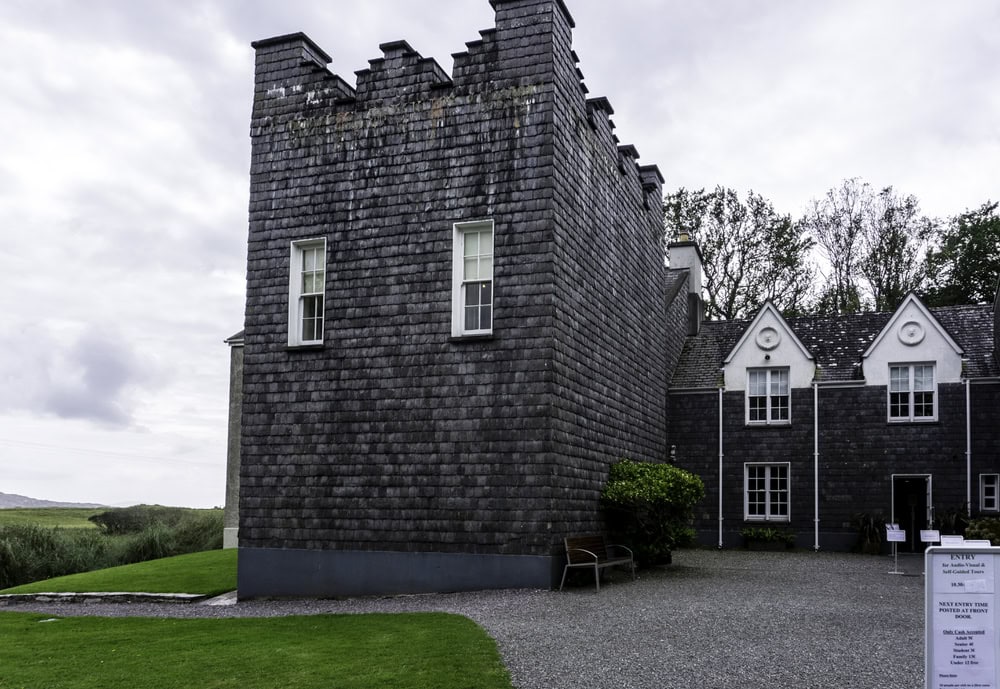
[747,368,790,425]
[888,363,936,422]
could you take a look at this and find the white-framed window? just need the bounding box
[288,238,326,346]
[452,219,494,337]
[746,368,790,425]
[888,363,936,422]
[745,463,790,522]
[981,474,999,512]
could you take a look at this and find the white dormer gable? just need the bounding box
[862,293,964,385]
[723,302,815,391]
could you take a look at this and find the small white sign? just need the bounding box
[887,528,907,543]
[922,530,942,543]
[941,535,965,546]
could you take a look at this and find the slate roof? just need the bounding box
[671,304,998,389]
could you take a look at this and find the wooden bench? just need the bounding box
[559,534,636,591]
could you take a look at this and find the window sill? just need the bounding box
[285,343,325,351]
[887,418,938,425]
[449,333,495,343]
[745,422,792,428]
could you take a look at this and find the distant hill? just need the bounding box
[0,492,105,509]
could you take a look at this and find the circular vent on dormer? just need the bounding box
[756,326,780,351]
[898,321,925,346]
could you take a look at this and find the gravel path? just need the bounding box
[4,549,926,689]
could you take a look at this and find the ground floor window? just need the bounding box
[744,463,789,521]
[982,474,999,512]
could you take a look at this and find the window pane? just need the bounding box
[772,396,789,421]
[749,371,766,396]
[890,366,908,393]
[464,257,479,281]
[464,232,479,257]
[301,295,323,342]
[748,396,766,422]
[771,370,788,395]
[913,391,934,417]
[889,392,908,418]
[914,365,934,391]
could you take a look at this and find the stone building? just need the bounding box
[229,0,999,597]
[668,289,1000,553]
[235,0,680,597]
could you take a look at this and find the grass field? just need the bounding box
[0,612,514,689]
[1,549,237,595]
[0,508,104,529]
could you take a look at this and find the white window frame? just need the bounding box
[288,238,327,347]
[744,462,790,522]
[888,363,936,422]
[981,474,999,512]
[451,219,494,337]
[745,368,791,426]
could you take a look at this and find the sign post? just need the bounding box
[887,524,906,575]
[925,546,999,689]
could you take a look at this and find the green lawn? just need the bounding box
[0,508,103,529]
[2,549,237,596]
[0,612,514,689]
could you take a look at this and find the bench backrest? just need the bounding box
[565,535,610,564]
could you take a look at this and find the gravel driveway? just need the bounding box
[5,549,926,689]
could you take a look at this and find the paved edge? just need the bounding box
[0,592,212,605]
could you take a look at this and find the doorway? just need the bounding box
[891,474,931,553]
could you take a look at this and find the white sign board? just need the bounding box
[922,530,941,543]
[887,528,907,543]
[925,546,1000,689]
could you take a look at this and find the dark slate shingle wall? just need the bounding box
[544,8,670,537]
[241,0,666,557]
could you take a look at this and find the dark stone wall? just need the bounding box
[544,3,669,537]
[240,0,668,567]
[669,381,998,549]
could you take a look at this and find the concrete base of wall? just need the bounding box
[223,528,238,550]
[237,547,557,598]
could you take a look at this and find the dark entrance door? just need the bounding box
[892,475,930,553]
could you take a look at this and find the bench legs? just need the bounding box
[558,564,603,591]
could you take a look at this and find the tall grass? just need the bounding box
[0,509,224,590]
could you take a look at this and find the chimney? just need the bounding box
[667,232,705,335]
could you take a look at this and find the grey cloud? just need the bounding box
[42,327,149,427]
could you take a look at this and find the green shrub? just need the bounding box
[965,517,1000,545]
[1,509,224,590]
[0,524,114,590]
[172,512,224,553]
[740,526,795,547]
[121,523,176,564]
[850,513,887,555]
[88,505,192,535]
[933,505,970,536]
[600,458,705,566]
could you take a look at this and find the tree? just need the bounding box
[800,179,931,314]
[924,201,1000,306]
[858,187,932,312]
[664,186,814,320]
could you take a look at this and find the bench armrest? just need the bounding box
[566,547,599,563]
[606,544,634,559]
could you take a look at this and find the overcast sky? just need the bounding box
[1,1,997,508]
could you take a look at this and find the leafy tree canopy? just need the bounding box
[664,186,814,320]
[924,201,1000,306]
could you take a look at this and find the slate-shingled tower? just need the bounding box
[239,0,671,596]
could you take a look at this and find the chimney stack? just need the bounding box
[667,232,705,335]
